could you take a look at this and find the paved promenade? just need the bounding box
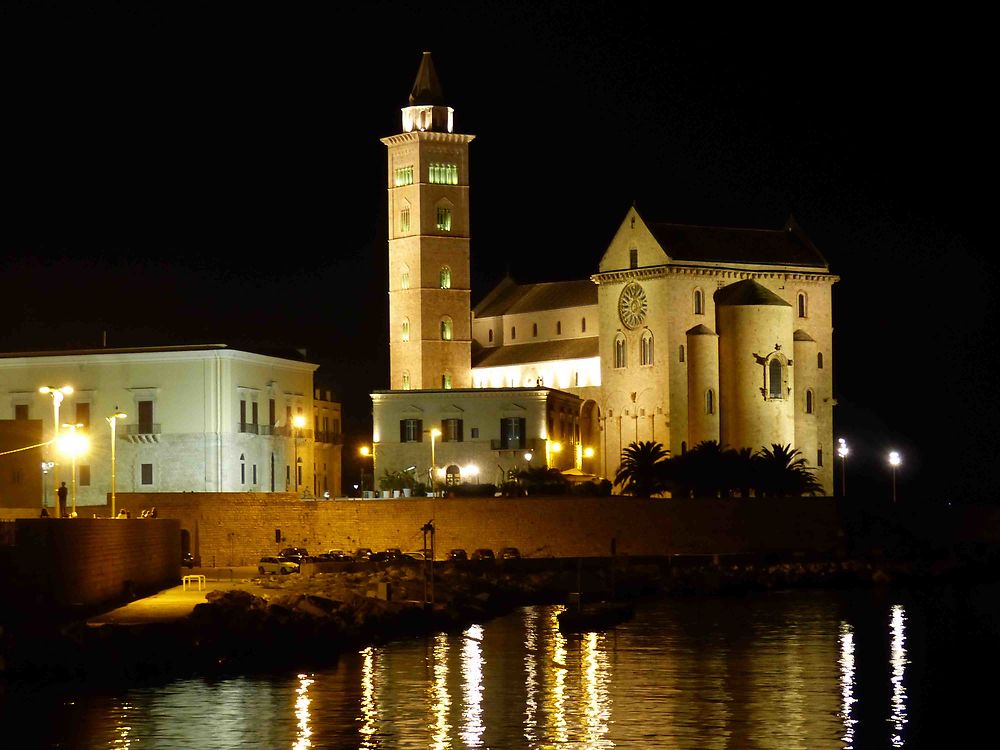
[86,567,261,626]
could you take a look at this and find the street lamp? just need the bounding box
[292,414,306,492]
[360,444,375,495]
[106,409,127,518]
[429,428,441,495]
[58,423,89,517]
[837,438,849,497]
[546,440,562,468]
[39,385,73,516]
[888,451,901,504]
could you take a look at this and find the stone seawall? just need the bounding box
[9,518,181,608]
[114,493,845,566]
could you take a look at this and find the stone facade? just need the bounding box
[373,54,838,494]
[0,345,343,511]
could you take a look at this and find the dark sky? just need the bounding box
[2,3,995,502]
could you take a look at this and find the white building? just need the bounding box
[0,344,341,511]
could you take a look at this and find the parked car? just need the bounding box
[499,547,521,560]
[471,548,495,561]
[258,555,300,575]
[448,548,468,561]
[181,552,196,568]
[317,549,352,562]
[403,550,429,561]
[372,548,404,562]
[353,547,373,561]
[279,547,310,563]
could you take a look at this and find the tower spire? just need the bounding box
[400,51,453,133]
[409,51,446,106]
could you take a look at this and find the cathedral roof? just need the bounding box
[714,279,792,307]
[409,51,446,106]
[644,215,828,268]
[474,278,597,318]
[472,336,600,368]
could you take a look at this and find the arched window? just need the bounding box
[769,358,784,398]
[442,373,452,389]
[532,322,538,337]
[440,266,451,289]
[401,318,410,342]
[679,344,685,363]
[400,264,410,290]
[441,317,453,341]
[445,464,461,486]
[402,371,411,390]
[240,453,246,485]
[694,289,704,315]
[797,292,807,318]
[488,328,494,343]
[805,389,814,414]
[641,330,654,366]
[614,334,627,369]
[399,206,410,233]
[817,352,824,369]
[706,389,715,415]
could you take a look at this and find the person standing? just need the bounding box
[56,482,68,518]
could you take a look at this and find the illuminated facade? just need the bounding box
[0,344,343,509]
[373,53,837,493]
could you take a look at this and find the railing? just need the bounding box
[123,424,161,436]
[239,422,259,435]
[490,437,545,451]
[314,431,344,444]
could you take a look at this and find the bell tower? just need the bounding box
[381,51,474,391]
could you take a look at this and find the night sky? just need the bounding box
[3,3,995,502]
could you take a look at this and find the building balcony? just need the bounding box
[314,431,344,445]
[239,422,260,435]
[489,437,546,451]
[122,423,161,444]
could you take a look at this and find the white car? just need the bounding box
[258,556,300,575]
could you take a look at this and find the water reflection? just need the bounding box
[430,632,452,750]
[292,673,313,750]
[839,622,858,749]
[5,587,982,749]
[889,604,908,748]
[461,623,485,747]
[358,646,379,747]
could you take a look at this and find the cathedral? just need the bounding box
[370,53,838,494]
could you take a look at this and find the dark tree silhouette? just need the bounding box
[614,440,670,497]
[754,443,824,497]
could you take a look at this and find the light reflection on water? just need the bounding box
[4,586,987,749]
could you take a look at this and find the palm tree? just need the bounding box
[614,440,670,497]
[754,444,824,497]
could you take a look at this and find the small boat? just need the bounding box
[557,601,634,633]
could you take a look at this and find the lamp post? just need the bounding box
[39,385,73,516]
[58,423,89,517]
[837,438,849,497]
[106,409,127,518]
[429,428,441,495]
[360,445,375,495]
[888,451,901,504]
[291,414,306,492]
[546,440,562,469]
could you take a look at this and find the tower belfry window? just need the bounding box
[440,266,451,289]
[436,207,452,231]
[441,317,453,341]
[394,165,414,186]
[399,206,410,233]
[429,163,458,184]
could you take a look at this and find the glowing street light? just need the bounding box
[39,385,73,516]
[106,409,127,518]
[359,444,376,495]
[837,438,849,497]
[58,423,89,517]
[429,428,441,495]
[546,440,562,468]
[888,451,901,504]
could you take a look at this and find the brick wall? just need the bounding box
[12,518,180,608]
[115,492,846,566]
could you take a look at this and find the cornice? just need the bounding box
[592,265,839,285]
[380,132,476,147]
